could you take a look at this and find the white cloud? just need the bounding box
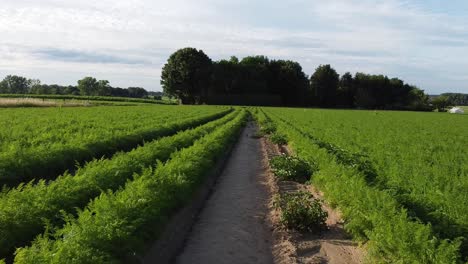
[0,0,467,93]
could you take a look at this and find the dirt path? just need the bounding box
[176,122,274,264]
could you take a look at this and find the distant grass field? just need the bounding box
[455,106,468,113]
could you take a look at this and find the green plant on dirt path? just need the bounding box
[259,122,276,134]
[270,132,288,145]
[274,191,328,233]
[270,155,316,183]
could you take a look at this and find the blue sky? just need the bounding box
[0,0,467,93]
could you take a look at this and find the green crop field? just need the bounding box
[255,107,468,263]
[0,104,246,262]
[0,105,230,186]
[0,103,466,263]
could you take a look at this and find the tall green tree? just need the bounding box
[211,59,240,94]
[337,72,355,107]
[432,96,450,112]
[310,65,339,107]
[268,60,309,106]
[97,80,111,96]
[77,77,99,96]
[0,75,30,94]
[127,87,148,98]
[161,47,212,104]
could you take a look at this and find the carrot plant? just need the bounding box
[0,105,231,186]
[0,109,239,259]
[14,110,247,263]
[261,107,465,263]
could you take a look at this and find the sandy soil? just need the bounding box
[261,138,364,264]
[176,122,274,264]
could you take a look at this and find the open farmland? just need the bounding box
[257,108,468,263]
[0,104,466,264]
[0,105,230,186]
[0,104,245,262]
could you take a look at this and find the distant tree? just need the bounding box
[0,75,30,94]
[441,93,468,106]
[77,77,99,96]
[65,86,80,95]
[432,95,450,112]
[29,79,41,93]
[211,59,240,95]
[407,86,432,111]
[161,47,212,104]
[310,65,339,107]
[337,72,355,107]
[268,60,309,106]
[97,80,111,96]
[127,87,148,98]
[239,55,270,94]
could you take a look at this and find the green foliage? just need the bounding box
[0,75,30,94]
[270,155,315,183]
[0,109,238,259]
[441,93,468,106]
[77,77,112,96]
[273,191,328,232]
[0,105,230,186]
[259,122,276,135]
[161,47,213,104]
[263,107,466,263]
[254,108,277,136]
[269,132,288,145]
[432,95,450,112]
[310,64,339,107]
[13,110,248,263]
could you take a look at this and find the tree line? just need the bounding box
[161,47,433,110]
[0,75,150,98]
[430,93,468,112]
[441,93,468,106]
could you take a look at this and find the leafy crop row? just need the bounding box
[0,105,230,186]
[262,108,463,263]
[0,109,240,259]
[13,110,247,263]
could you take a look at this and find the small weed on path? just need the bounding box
[270,155,316,183]
[274,191,328,233]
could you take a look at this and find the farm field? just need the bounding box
[0,104,466,264]
[0,104,245,262]
[0,105,230,186]
[257,107,468,263]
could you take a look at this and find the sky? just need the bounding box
[0,0,467,94]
